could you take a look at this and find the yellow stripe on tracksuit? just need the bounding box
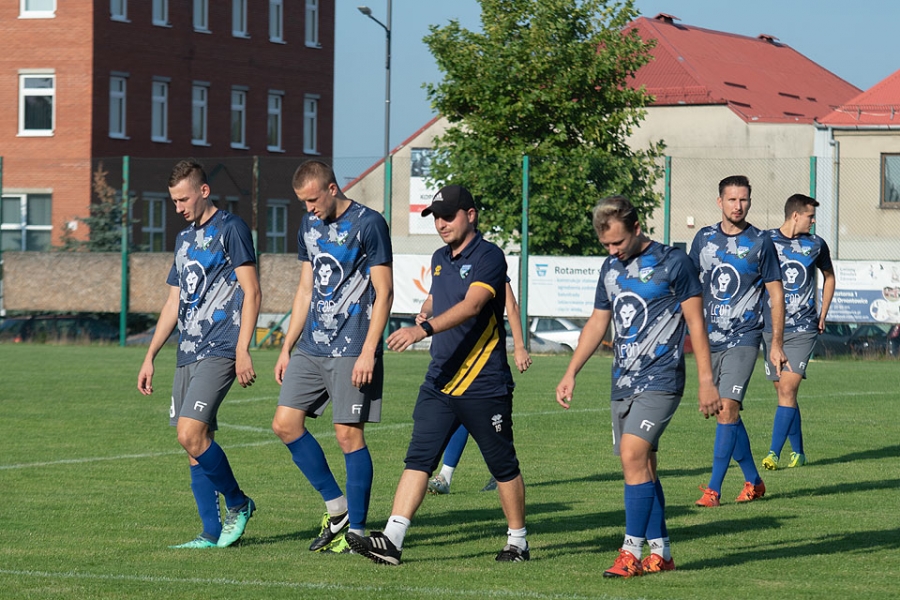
[441,312,500,396]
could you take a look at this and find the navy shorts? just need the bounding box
[404,385,520,482]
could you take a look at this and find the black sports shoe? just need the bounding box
[309,511,350,552]
[496,543,530,562]
[345,531,402,566]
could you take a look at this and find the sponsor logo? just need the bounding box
[193,401,208,412]
[434,265,442,277]
[352,404,363,415]
[413,266,431,294]
[710,264,740,301]
[491,413,503,432]
[640,419,655,431]
[536,263,548,276]
[732,385,743,395]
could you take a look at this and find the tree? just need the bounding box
[59,162,133,252]
[424,0,664,255]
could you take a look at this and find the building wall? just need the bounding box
[0,3,94,244]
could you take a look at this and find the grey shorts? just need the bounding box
[711,345,759,402]
[611,391,681,456]
[170,356,236,430]
[278,351,382,424]
[762,331,817,381]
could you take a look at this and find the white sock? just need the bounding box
[439,464,456,484]
[648,537,671,560]
[325,495,347,516]
[623,535,644,559]
[383,515,411,550]
[507,526,527,550]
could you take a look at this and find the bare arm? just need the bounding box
[387,284,494,352]
[137,285,180,395]
[415,295,434,324]
[505,281,532,372]
[275,261,313,385]
[680,296,722,418]
[555,308,611,409]
[233,263,261,388]
[818,268,836,333]
[765,279,788,376]
[352,263,394,387]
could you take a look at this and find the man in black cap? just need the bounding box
[346,184,529,565]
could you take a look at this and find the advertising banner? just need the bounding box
[527,255,605,317]
[408,148,439,235]
[826,260,900,324]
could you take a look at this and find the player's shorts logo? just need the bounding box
[613,292,648,340]
[710,264,740,301]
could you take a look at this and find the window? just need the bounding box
[1,193,52,252]
[110,0,127,21]
[20,0,56,18]
[305,0,319,47]
[882,154,900,207]
[231,88,247,148]
[19,72,55,136]
[109,75,127,138]
[151,79,169,142]
[303,95,318,154]
[267,92,283,151]
[267,202,288,253]
[141,195,166,251]
[152,0,168,26]
[269,0,284,42]
[192,83,209,145]
[232,0,248,37]
[193,0,209,31]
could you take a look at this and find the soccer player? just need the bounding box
[690,175,787,508]
[137,159,261,549]
[272,160,393,554]
[761,194,835,470]
[556,195,721,578]
[346,184,529,564]
[426,280,531,495]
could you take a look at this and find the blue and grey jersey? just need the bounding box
[689,223,781,351]
[764,229,833,334]
[595,241,700,400]
[167,210,256,367]
[296,200,392,357]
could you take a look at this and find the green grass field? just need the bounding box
[1,344,898,599]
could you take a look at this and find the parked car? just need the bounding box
[813,322,893,358]
[0,314,120,344]
[529,317,586,351]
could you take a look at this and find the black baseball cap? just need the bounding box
[421,184,475,218]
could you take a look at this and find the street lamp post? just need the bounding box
[358,3,392,229]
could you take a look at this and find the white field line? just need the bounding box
[0,568,636,600]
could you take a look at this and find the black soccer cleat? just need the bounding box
[345,531,402,566]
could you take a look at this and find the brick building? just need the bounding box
[1,0,334,254]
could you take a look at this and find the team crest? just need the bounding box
[460,265,472,279]
[639,267,654,283]
[736,246,750,258]
[801,247,812,256]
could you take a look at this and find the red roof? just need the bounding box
[818,68,900,126]
[628,14,860,124]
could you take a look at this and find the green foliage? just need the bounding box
[424,0,664,255]
[59,162,134,252]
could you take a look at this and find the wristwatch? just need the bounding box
[420,320,434,337]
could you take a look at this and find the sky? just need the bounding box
[333,0,900,180]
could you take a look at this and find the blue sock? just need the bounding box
[709,422,738,493]
[193,440,246,509]
[344,446,373,531]
[769,406,795,457]
[286,431,343,502]
[788,407,804,454]
[443,424,469,468]
[624,481,656,539]
[190,464,221,540]
[645,478,668,540]
[732,419,762,485]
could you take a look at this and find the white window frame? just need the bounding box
[20,0,56,18]
[193,0,209,32]
[110,0,128,21]
[141,193,166,252]
[151,78,169,143]
[266,201,289,253]
[231,87,248,149]
[192,82,209,146]
[109,74,127,139]
[232,0,248,37]
[18,71,55,137]
[1,192,53,252]
[152,0,169,26]
[303,95,319,154]
[269,0,284,42]
[267,91,284,152]
[305,0,319,47]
